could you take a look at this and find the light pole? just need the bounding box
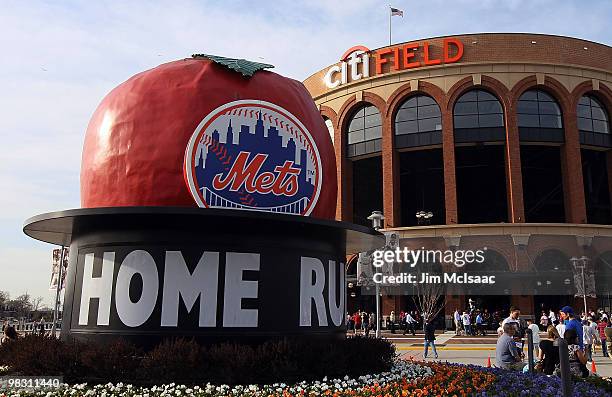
[416,211,433,226]
[570,256,589,316]
[367,210,384,338]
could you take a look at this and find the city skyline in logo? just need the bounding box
[185,102,322,215]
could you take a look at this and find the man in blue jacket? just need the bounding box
[560,306,583,349]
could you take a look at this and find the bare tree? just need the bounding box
[0,291,9,310]
[9,293,33,320]
[32,296,44,313]
[411,265,445,323]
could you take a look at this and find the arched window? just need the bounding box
[346,104,382,157]
[395,95,441,135]
[578,95,609,134]
[454,89,504,129]
[517,90,562,129]
[323,116,334,145]
[394,95,442,149]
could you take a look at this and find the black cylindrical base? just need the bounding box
[24,207,382,348]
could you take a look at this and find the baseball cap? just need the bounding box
[560,306,574,315]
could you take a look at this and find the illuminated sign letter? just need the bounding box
[443,38,464,63]
[324,65,342,89]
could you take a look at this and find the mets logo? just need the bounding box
[184,100,322,215]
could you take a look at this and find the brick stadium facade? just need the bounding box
[303,33,612,325]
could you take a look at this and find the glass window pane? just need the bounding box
[539,101,561,115]
[593,119,609,134]
[454,115,478,128]
[478,114,504,128]
[578,96,590,106]
[518,114,540,128]
[396,107,417,122]
[518,100,539,114]
[364,105,380,116]
[395,120,418,135]
[577,104,592,118]
[537,91,554,102]
[348,130,364,144]
[520,90,538,101]
[364,114,381,128]
[540,115,562,129]
[348,117,364,131]
[457,90,477,102]
[478,100,503,114]
[364,126,381,140]
[400,97,418,109]
[418,104,441,119]
[353,107,365,117]
[417,96,436,106]
[477,90,497,101]
[578,117,593,132]
[454,101,478,115]
[418,117,441,132]
[592,106,607,121]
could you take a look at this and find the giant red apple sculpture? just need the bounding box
[81,55,336,219]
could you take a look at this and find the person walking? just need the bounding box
[539,311,549,331]
[476,311,485,336]
[597,315,609,357]
[423,319,438,359]
[549,309,557,325]
[527,318,541,357]
[462,311,472,336]
[454,309,462,335]
[404,311,416,336]
[583,319,597,361]
[389,311,396,334]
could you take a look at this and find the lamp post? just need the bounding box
[570,256,589,316]
[416,211,433,226]
[367,211,385,338]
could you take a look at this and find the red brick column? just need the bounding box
[560,106,587,223]
[382,114,401,227]
[504,107,526,222]
[442,111,458,224]
[334,108,353,222]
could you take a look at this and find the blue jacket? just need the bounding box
[565,318,584,349]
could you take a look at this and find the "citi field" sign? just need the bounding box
[324,38,464,89]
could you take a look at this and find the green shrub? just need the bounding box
[0,335,395,385]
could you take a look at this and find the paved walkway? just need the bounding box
[369,331,612,378]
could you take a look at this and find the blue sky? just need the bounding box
[1,0,611,306]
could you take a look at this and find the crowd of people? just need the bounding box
[453,308,504,336]
[495,305,611,378]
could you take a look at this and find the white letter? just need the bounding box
[161,251,219,327]
[328,261,345,326]
[348,52,362,81]
[115,250,159,327]
[79,252,115,326]
[323,65,341,89]
[299,257,328,326]
[361,52,370,78]
[223,252,259,327]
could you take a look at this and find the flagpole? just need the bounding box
[388,5,392,46]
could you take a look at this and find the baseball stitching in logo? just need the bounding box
[184,100,323,216]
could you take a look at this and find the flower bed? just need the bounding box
[0,361,433,397]
[1,361,610,396]
[482,366,612,396]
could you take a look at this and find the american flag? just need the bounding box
[390,7,403,17]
